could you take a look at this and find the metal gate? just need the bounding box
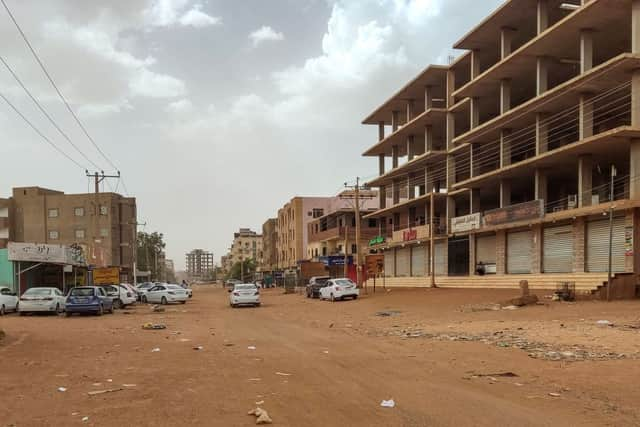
[411,245,426,277]
[507,230,532,274]
[586,217,626,273]
[434,241,446,275]
[543,224,574,273]
[395,247,410,277]
[476,234,496,264]
[384,249,395,277]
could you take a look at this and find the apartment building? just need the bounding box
[362,0,640,291]
[6,187,136,277]
[186,249,214,280]
[228,228,263,268]
[261,218,278,272]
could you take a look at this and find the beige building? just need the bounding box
[6,186,136,278]
[228,228,263,269]
[186,249,214,280]
[361,0,640,293]
[261,218,278,272]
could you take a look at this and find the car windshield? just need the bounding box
[334,279,354,286]
[24,288,52,296]
[70,288,95,296]
[234,285,256,290]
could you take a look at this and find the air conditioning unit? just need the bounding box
[567,194,577,209]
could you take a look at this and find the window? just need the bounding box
[351,244,357,254]
[75,229,85,239]
[48,208,59,218]
[100,228,109,237]
[312,208,324,218]
[368,219,377,228]
[48,230,59,240]
[99,205,108,216]
[74,207,85,217]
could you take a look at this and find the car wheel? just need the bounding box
[0,305,5,316]
[353,295,358,300]
[256,303,261,307]
[330,293,335,302]
[141,295,147,303]
[65,311,72,317]
[113,299,122,310]
[96,305,104,316]
[19,311,27,316]
[55,303,63,315]
[180,301,186,304]
[161,296,168,305]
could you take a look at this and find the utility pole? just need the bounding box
[606,164,617,301]
[129,220,146,286]
[430,189,436,288]
[342,178,374,289]
[86,170,121,194]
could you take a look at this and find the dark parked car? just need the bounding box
[306,276,331,298]
[65,286,114,316]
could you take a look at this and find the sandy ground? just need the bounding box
[1,286,640,427]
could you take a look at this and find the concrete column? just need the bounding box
[580,29,593,74]
[632,70,640,126]
[500,129,512,167]
[407,135,415,161]
[406,99,415,122]
[471,50,481,79]
[537,0,549,34]
[579,94,594,140]
[446,155,456,190]
[578,154,593,207]
[425,86,433,110]
[531,224,543,274]
[500,27,515,59]
[407,174,415,200]
[536,56,548,95]
[470,188,481,213]
[446,70,455,109]
[470,144,480,177]
[392,110,400,132]
[392,145,399,169]
[469,235,477,276]
[446,197,456,234]
[446,112,455,151]
[632,0,640,53]
[500,179,511,208]
[378,122,385,141]
[500,79,511,114]
[535,168,548,203]
[378,154,385,176]
[536,113,548,155]
[379,185,387,209]
[572,217,586,273]
[425,166,434,193]
[630,139,640,199]
[496,230,506,275]
[425,125,434,153]
[392,180,400,205]
[470,97,480,129]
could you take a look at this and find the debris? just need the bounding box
[375,310,401,317]
[82,416,89,422]
[596,320,613,326]
[224,343,234,347]
[92,383,102,387]
[380,399,395,408]
[87,388,123,396]
[248,346,256,350]
[514,383,524,387]
[329,323,334,328]
[500,294,539,307]
[255,400,265,405]
[179,338,191,342]
[122,384,136,387]
[248,407,273,424]
[151,305,165,313]
[548,392,561,397]
[322,350,329,354]
[502,305,519,310]
[248,378,261,382]
[142,323,166,330]
[472,372,518,378]
[151,348,160,352]
[106,379,113,383]
[275,372,292,376]
[193,346,204,351]
[57,387,67,392]
[460,303,501,313]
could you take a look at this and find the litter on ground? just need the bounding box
[380,399,395,408]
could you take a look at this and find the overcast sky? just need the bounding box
[0,0,503,270]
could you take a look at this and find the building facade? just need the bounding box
[5,187,136,278]
[186,249,214,280]
[261,218,278,272]
[362,0,640,291]
[227,228,263,269]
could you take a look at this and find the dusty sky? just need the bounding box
[0,0,502,269]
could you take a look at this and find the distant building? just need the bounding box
[228,228,263,268]
[261,218,278,272]
[186,249,214,280]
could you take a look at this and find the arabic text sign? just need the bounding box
[8,242,86,266]
[451,213,481,233]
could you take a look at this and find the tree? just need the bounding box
[228,258,256,282]
[137,231,166,281]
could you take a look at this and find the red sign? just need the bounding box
[402,229,418,241]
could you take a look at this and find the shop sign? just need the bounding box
[8,242,86,266]
[402,229,418,241]
[92,267,120,285]
[319,255,353,266]
[451,213,481,233]
[483,200,544,227]
[365,254,384,275]
[369,236,386,246]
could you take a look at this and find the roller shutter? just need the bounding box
[586,217,626,273]
[476,235,496,264]
[384,250,395,277]
[507,230,532,274]
[396,247,410,277]
[543,224,574,273]
[434,241,446,275]
[411,245,426,277]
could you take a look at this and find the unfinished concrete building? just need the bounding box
[362,0,640,293]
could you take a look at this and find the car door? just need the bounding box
[0,287,17,310]
[96,287,109,308]
[320,281,331,299]
[147,286,161,303]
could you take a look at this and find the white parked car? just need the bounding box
[229,283,260,308]
[135,282,155,301]
[0,287,19,315]
[19,287,67,315]
[319,278,359,302]
[143,283,188,304]
[102,284,137,309]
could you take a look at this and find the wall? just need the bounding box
[0,249,14,290]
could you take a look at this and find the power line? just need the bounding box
[0,90,85,169]
[0,55,103,170]
[1,0,119,172]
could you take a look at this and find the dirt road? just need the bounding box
[1,286,640,426]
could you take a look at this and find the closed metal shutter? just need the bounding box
[587,217,626,273]
[476,235,496,264]
[396,247,410,277]
[411,245,426,277]
[434,241,446,275]
[543,224,574,273]
[507,230,532,274]
[384,249,395,277]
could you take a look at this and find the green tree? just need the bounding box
[137,231,166,281]
[228,258,256,282]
